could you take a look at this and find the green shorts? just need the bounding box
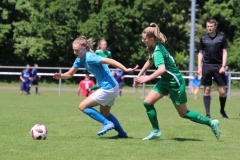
[152,79,187,106]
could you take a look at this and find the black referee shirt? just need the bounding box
[198,32,229,64]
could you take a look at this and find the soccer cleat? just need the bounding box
[220,111,229,119]
[109,132,128,139]
[211,119,220,140]
[97,122,114,136]
[142,129,162,140]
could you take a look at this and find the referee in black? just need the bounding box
[198,18,229,119]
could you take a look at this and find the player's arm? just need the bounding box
[219,49,228,74]
[135,65,165,84]
[20,75,24,82]
[29,73,33,81]
[77,86,81,96]
[101,58,138,72]
[53,67,78,79]
[137,60,153,77]
[198,50,203,75]
[222,49,227,67]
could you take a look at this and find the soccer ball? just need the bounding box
[30,124,48,140]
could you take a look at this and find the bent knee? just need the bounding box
[78,104,85,111]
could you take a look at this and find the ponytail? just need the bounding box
[143,23,166,43]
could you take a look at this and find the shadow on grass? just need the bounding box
[172,137,203,142]
[99,136,134,140]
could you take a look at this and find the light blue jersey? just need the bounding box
[73,52,117,90]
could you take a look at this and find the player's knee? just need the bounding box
[143,102,153,110]
[78,104,85,111]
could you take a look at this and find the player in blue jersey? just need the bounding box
[115,69,125,96]
[192,73,201,99]
[20,64,33,95]
[31,63,41,95]
[53,36,138,138]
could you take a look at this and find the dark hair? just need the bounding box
[206,18,218,26]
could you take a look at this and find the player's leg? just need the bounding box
[142,90,163,140]
[100,105,128,139]
[34,80,39,95]
[201,64,213,118]
[118,82,123,96]
[142,81,165,140]
[78,96,114,135]
[212,65,228,119]
[174,103,220,140]
[20,82,24,95]
[79,86,120,135]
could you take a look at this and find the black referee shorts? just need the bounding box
[201,63,226,86]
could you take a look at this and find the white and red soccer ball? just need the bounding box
[30,124,48,140]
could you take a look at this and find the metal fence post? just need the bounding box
[59,68,62,96]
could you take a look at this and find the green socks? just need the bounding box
[143,102,159,130]
[184,110,211,127]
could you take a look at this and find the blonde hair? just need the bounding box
[142,23,166,43]
[73,36,95,52]
[97,38,107,50]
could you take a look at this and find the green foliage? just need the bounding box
[1,0,240,72]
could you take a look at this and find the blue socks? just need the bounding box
[106,113,126,135]
[83,107,110,125]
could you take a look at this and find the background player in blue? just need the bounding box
[115,69,125,96]
[53,36,138,138]
[20,64,33,95]
[31,63,41,95]
[192,72,201,100]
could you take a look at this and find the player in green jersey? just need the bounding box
[87,39,112,96]
[135,23,220,141]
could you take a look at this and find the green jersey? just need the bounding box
[151,43,183,86]
[95,49,112,58]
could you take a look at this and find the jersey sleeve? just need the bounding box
[198,37,204,51]
[86,53,102,64]
[222,36,229,49]
[73,58,83,68]
[107,51,112,58]
[153,50,165,67]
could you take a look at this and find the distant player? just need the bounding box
[192,73,201,99]
[115,69,125,97]
[20,64,33,95]
[31,63,41,95]
[78,74,95,97]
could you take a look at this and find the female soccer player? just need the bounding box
[87,38,112,95]
[53,36,138,138]
[135,23,220,140]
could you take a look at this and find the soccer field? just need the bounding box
[0,87,240,160]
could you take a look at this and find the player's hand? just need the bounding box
[125,64,139,73]
[53,73,61,79]
[219,67,225,74]
[22,79,25,82]
[133,81,138,87]
[197,68,202,75]
[135,76,148,84]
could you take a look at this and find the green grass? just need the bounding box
[0,86,240,160]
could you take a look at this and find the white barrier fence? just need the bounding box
[0,66,239,99]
